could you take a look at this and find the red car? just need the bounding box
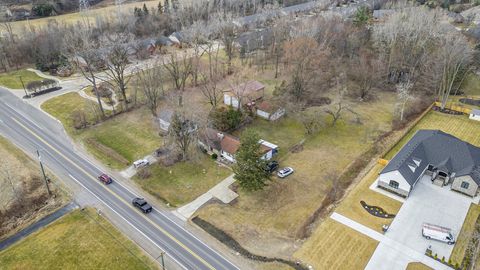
[98,174,113,185]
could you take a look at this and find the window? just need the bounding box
[461,181,469,189]
[389,180,399,189]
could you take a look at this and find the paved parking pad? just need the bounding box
[387,175,476,259]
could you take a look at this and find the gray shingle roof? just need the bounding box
[472,109,480,116]
[382,130,480,185]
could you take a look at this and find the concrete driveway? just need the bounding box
[387,175,477,259]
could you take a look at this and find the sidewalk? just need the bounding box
[174,174,238,221]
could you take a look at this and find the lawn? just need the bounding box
[41,92,162,169]
[197,91,397,257]
[385,111,480,160]
[461,73,480,96]
[406,262,433,270]
[335,163,402,232]
[0,69,43,89]
[134,155,231,206]
[450,203,480,264]
[294,218,379,270]
[0,208,157,270]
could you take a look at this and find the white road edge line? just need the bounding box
[4,103,44,131]
[68,174,189,270]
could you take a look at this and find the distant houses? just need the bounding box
[198,128,278,163]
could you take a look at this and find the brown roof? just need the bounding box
[256,100,282,113]
[220,133,272,155]
[226,81,265,98]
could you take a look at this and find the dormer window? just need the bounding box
[412,157,421,166]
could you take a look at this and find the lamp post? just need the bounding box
[36,150,52,196]
[19,76,29,98]
[156,252,166,270]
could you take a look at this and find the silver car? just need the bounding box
[277,167,294,178]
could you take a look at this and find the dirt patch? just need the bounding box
[192,216,308,270]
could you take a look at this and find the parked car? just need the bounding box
[132,198,153,214]
[277,167,294,178]
[98,174,113,185]
[265,160,279,173]
[133,159,150,168]
[422,223,455,245]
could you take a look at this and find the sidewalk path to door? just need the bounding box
[174,174,238,221]
[0,202,78,251]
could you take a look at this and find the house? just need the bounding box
[469,109,480,122]
[223,81,265,109]
[198,128,278,163]
[158,109,174,132]
[256,100,285,121]
[377,130,480,198]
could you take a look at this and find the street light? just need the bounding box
[36,149,52,196]
[156,251,166,270]
[19,76,29,98]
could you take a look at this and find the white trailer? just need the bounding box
[422,223,455,245]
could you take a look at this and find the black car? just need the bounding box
[265,160,279,173]
[132,198,153,214]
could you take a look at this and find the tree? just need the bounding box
[158,1,164,14]
[296,110,325,135]
[163,52,193,106]
[233,129,270,191]
[395,80,413,122]
[349,49,384,101]
[200,73,221,108]
[209,106,243,131]
[169,112,197,161]
[164,0,171,13]
[136,65,164,116]
[103,45,132,110]
[325,76,349,126]
[218,18,238,74]
[353,6,371,26]
[75,51,106,118]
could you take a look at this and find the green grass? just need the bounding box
[336,164,402,232]
[0,208,157,270]
[385,111,480,160]
[461,73,480,96]
[450,203,480,265]
[0,69,43,89]
[134,155,231,206]
[294,218,379,270]
[41,92,162,169]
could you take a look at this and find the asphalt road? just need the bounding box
[0,88,239,270]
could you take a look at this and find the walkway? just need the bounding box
[330,212,450,270]
[0,202,78,251]
[174,174,238,221]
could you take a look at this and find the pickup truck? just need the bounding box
[132,198,153,214]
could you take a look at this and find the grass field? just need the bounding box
[406,262,433,270]
[336,163,402,232]
[197,91,397,256]
[41,92,162,169]
[294,218,379,270]
[0,208,157,270]
[134,155,231,206]
[385,111,480,160]
[450,203,480,264]
[0,69,43,89]
[461,73,480,96]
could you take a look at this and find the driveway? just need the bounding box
[386,175,477,259]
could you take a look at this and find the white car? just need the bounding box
[133,159,150,168]
[277,167,294,178]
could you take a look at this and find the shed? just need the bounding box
[158,109,174,132]
[256,100,285,121]
[470,109,480,122]
[223,81,265,109]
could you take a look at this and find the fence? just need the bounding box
[434,101,472,114]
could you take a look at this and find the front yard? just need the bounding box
[134,155,231,206]
[294,218,379,270]
[450,203,480,265]
[0,208,157,270]
[0,69,44,89]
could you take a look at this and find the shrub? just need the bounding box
[434,254,438,259]
[71,110,88,129]
[441,256,445,262]
[209,106,243,132]
[211,153,218,160]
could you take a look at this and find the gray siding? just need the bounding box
[377,181,410,197]
[451,176,478,197]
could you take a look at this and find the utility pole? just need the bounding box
[36,150,52,196]
[19,76,28,98]
[156,252,166,270]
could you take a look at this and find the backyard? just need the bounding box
[294,218,379,270]
[0,208,157,270]
[0,69,43,89]
[196,91,397,257]
[134,155,231,206]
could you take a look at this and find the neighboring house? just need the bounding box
[158,109,174,132]
[256,100,285,121]
[198,128,278,163]
[223,81,265,109]
[377,130,480,198]
[469,109,480,122]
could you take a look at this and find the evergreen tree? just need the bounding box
[158,1,164,14]
[233,129,270,191]
[143,4,149,15]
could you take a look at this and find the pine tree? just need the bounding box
[158,1,163,14]
[142,3,149,15]
[233,129,270,191]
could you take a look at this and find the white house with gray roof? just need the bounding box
[377,130,480,198]
[470,109,480,121]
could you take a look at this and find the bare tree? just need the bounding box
[296,110,325,135]
[349,49,384,101]
[103,44,132,110]
[136,65,164,117]
[163,51,193,106]
[218,18,238,74]
[169,112,198,161]
[325,77,349,126]
[200,73,221,108]
[395,80,413,122]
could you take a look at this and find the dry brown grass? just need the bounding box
[450,203,480,264]
[335,163,402,232]
[196,91,397,256]
[294,218,379,270]
[406,262,433,270]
